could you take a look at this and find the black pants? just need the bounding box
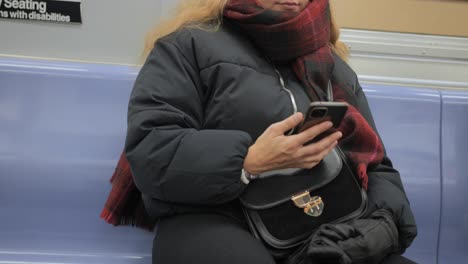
[153,213,416,264]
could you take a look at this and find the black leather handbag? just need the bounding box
[240,147,367,253]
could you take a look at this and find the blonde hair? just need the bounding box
[143,0,348,61]
[328,1,349,62]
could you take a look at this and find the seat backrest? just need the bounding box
[364,84,441,264]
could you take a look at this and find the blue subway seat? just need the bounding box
[1,57,467,264]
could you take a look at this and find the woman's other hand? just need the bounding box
[243,113,342,175]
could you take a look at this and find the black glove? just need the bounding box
[305,209,399,264]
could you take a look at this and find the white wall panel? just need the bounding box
[0,0,162,64]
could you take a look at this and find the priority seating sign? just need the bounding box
[0,0,82,24]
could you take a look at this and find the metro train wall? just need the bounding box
[333,0,468,38]
[0,0,467,90]
[341,29,468,90]
[0,0,167,64]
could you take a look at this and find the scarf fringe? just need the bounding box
[100,193,157,231]
[100,151,156,231]
[100,209,156,231]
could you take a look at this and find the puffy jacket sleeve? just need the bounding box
[125,39,253,205]
[353,80,418,252]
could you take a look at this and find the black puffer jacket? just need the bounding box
[124,21,417,249]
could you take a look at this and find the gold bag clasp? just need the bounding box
[291,191,324,217]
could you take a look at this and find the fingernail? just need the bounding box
[297,112,303,121]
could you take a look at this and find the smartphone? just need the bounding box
[295,101,348,143]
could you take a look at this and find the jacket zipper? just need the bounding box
[271,66,298,136]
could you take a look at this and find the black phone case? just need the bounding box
[296,103,348,142]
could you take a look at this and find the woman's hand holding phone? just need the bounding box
[243,112,342,175]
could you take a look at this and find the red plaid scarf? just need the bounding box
[224,0,384,189]
[101,0,384,230]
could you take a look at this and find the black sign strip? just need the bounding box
[0,0,82,24]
